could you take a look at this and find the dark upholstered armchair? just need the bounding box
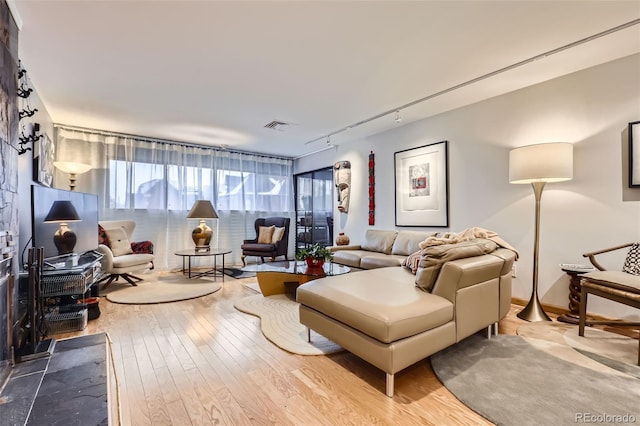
[241,217,290,266]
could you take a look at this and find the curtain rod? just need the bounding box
[55,123,294,162]
[304,18,640,146]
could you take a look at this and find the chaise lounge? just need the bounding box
[297,238,516,397]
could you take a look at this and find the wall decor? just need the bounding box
[18,121,42,155]
[394,141,449,227]
[334,160,351,213]
[630,121,640,188]
[33,130,55,187]
[368,151,375,225]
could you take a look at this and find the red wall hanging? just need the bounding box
[368,151,375,225]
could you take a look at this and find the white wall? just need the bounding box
[17,84,55,267]
[295,54,640,320]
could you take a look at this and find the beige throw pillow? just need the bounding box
[257,225,276,244]
[271,227,285,244]
[104,227,133,257]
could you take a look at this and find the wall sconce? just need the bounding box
[53,161,92,191]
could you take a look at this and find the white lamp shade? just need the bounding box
[509,142,573,184]
[53,161,92,174]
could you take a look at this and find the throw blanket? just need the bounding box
[419,227,519,260]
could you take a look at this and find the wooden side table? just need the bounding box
[557,263,595,324]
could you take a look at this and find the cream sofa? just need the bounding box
[297,239,516,397]
[330,229,435,269]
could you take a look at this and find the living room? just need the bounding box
[1,1,639,425]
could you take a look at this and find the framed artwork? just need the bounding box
[394,141,449,227]
[33,130,54,187]
[630,121,640,188]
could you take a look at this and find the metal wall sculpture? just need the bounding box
[334,160,351,213]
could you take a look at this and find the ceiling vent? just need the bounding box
[264,120,290,131]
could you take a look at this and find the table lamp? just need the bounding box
[509,142,573,321]
[53,161,92,191]
[187,200,218,252]
[44,200,81,255]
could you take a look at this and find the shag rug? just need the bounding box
[102,273,222,304]
[431,332,640,426]
[234,282,342,355]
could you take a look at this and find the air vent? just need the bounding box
[264,120,290,131]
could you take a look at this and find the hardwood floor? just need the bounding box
[55,275,540,426]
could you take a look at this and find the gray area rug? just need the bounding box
[431,334,640,426]
[103,273,222,304]
[517,321,639,379]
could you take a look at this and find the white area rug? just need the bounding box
[235,283,342,356]
[103,273,222,304]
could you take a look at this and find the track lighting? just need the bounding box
[303,20,638,148]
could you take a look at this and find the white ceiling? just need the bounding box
[11,1,640,158]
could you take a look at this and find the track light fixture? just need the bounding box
[303,19,639,148]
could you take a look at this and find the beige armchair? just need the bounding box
[578,242,640,365]
[96,220,155,289]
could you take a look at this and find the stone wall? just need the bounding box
[0,0,19,387]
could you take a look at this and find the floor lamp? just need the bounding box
[509,142,573,322]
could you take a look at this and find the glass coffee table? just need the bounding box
[242,260,350,296]
[175,249,232,279]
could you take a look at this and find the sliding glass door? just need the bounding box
[294,167,333,254]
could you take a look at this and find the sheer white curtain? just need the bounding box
[55,126,294,270]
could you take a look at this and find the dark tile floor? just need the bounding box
[0,333,108,426]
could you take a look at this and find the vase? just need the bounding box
[336,232,350,246]
[306,257,324,268]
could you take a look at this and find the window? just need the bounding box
[108,160,291,212]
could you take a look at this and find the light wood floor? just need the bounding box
[55,274,546,426]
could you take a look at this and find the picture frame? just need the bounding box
[394,140,449,227]
[33,130,55,187]
[630,121,640,188]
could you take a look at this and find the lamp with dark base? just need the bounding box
[187,200,218,252]
[44,200,81,255]
[509,142,573,322]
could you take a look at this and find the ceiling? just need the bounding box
[11,1,640,158]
